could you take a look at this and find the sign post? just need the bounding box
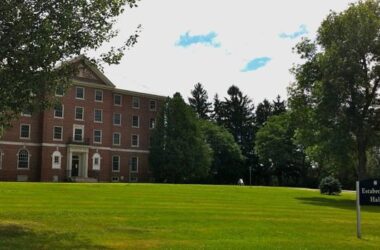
[356,179,380,239]
[356,181,361,239]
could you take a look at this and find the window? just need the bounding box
[92,153,101,170]
[112,176,119,182]
[130,176,138,182]
[17,149,29,169]
[113,133,121,146]
[73,125,84,142]
[130,157,138,173]
[113,113,121,126]
[20,124,30,139]
[76,87,84,99]
[21,108,32,117]
[54,104,64,118]
[112,156,120,172]
[55,85,64,96]
[93,130,102,144]
[114,94,122,106]
[53,126,63,140]
[95,90,103,102]
[132,115,139,128]
[149,118,156,129]
[75,107,84,120]
[0,150,3,169]
[150,100,157,111]
[94,109,103,123]
[131,134,139,147]
[132,97,140,109]
[51,151,62,169]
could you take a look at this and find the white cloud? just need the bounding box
[100,0,357,104]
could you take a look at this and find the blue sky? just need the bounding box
[100,0,356,104]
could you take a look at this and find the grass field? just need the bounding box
[0,183,379,249]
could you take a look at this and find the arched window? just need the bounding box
[18,149,29,169]
[51,151,62,169]
[92,153,101,170]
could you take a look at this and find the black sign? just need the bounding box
[359,179,380,206]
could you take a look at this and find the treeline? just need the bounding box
[149,83,318,187]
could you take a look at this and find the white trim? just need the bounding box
[131,134,139,147]
[17,148,30,170]
[51,150,62,169]
[113,132,121,146]
[53,126,63,141]
[73,124,84,142]
[113,113,122,126]
[94,109,103,123]
[75,86,85,100]
[19,124,31,139]
[132,115,139,128]
[93,129,102,144]
[92,152,101,170]
[0,149,3,169]
[113,94,122,106]
[54,104,64,119]
[94,89,103,102]
[75,106,84,121]
[130,156,138,173]
[112,155,120,172]
[0,141,150,153]
[149,118,156,129]
[132,96,140,109]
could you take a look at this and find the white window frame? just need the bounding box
[51,151,62,169]
[94,109,103,123]
[92,153,101,170]
[112,155,120,172]
[130,157,138,173]
[73,124,84,142]
[113,113,121,126]
[130,176,138,182]
[113,94,122,106]
[75,106,84,121]
[76,86,85,100]
[131,134,139,147]
[21,109,32,117]
[132,96,140,109]
[149,118,156,129]
[20,124,31,139]
[53,126,63,141]
[149,100,157,111]
[55,85,64,97]
[113,132,121,146]
[94,89,103,102]
[93,129,102,144]
[112,176,120,182]
[132,115,139,128]
[17,149,30,169]
[54,104,64,119]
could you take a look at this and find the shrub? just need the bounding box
[319,176,342,195]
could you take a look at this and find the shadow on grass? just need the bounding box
[296,197,380,213]
[0,224,110,250]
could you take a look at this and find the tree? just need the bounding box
[289,0,380,181]
[0,0,140,127]
[272,95,286,116]
[149,93,212,183]
[217,85,256,180]
[199,120,244,184]
[188,83,212,119]
[255,112,309,186]
[255,99,273,128]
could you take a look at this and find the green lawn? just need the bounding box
[0,183,379,249]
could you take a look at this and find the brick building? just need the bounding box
[0,58,164,182]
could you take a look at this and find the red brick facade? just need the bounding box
[0,60,164,182]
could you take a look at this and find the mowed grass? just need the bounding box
[0,183,379,249]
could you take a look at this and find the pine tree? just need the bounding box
[188,83,212,119]
[273,95,286,116]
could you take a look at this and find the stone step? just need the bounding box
[71,177,98,183]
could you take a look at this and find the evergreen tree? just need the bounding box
[211,94,224,124]
[255,99,273,128]
[188,83,212,119]
[199,120,244,184]
[149,93,212,183]
[272,95,286,116]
